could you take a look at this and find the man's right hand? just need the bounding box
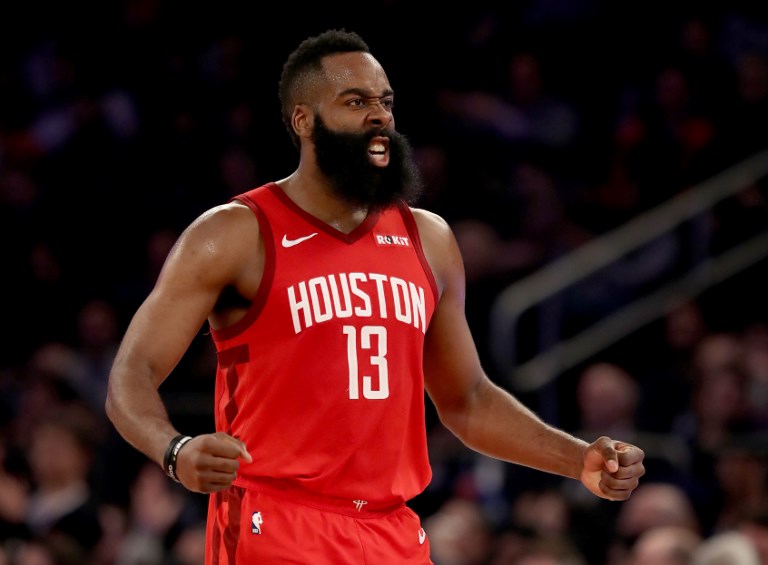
[175,432,252,493]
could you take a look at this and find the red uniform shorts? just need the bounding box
[205,482,433,564]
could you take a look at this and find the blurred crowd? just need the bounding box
[1,2,768,564]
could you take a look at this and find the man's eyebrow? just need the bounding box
[339,87,395,98]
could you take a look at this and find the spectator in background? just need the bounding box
[423,498,493,565]
[507,487,572,543]
[713,51,768,166]
[561,365,694,562]
[575,363,639,441]
[692,530,761,565]
[112,461,206,565]
[618,64,717,201]
[735,506,768,565]
[6,342,83,447]
[628,525,701,565]
[167,519,208,565]
[670,331,763,535]
[24,404,104,565]
[437,51,580,157]
[484,486,585,564]
[572,362,690,484]
[605,482,701,565]
[709,433,768,534]
[635,299,708,433]
[672,332,752,453]
[508,537,588,565]
[66,299,121,417]
[672,14,734,122]
[742,323,768,428]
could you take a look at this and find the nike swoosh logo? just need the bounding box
[281,233,318,248]
[418,527,426,545]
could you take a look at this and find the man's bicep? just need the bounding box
[423,280,487,424]
[113,281,213,391]
[413,208,484,411]
[115,228,230,387]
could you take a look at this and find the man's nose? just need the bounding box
[367,102,393,127]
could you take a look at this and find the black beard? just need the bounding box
[311,115,423,212]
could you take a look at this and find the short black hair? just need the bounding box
[278,29,370,148]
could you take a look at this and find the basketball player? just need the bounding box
[105,29,646,564]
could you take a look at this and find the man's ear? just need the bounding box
[292,104,313,140]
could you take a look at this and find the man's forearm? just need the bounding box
[105,369,180,467]
[444,378,588,479]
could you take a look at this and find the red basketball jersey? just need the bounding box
[209,182,439,510]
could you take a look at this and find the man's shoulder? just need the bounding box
[184,200,260,247]
[229,181,278,204]
[196,200,255,225]
[407,206,451,234]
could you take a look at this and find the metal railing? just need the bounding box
[489,148,768,392]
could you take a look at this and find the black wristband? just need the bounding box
[163,434,193,483]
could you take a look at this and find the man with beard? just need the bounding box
[105,29,646,564]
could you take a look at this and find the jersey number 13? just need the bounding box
[343,325,389,399]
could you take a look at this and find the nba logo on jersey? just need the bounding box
[251,512,263,534]
[374,233,410,247]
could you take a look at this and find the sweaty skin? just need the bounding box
[105,50,645,500]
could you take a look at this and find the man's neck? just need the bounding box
[275,171,370,234]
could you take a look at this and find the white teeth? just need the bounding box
[370,143,385,153]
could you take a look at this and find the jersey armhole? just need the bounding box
[397,201,440,305]
[210,194,275,341]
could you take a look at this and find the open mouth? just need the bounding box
[368,136,390,166]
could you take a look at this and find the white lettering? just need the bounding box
[287,273,428,334]
[344,326,359,399]
[308,277,333,323]
[410,282,426,333]
[390,277,411,324]
[369,273,388,318]
[374,234,410,247]
[361,326,388,399]
[288,281,313,334]
[329,274,353,318]
[349,273,371,316]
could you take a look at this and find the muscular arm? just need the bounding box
[413,208,645,500]
[105,203,255,492]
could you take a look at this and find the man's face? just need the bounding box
[311,113,423,212]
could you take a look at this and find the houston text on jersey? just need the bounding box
[287,272,427,334]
